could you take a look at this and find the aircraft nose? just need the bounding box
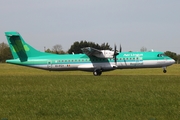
[169,59,175,64]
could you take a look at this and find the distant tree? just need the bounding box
[68,41,80,54]
[45,44,66,54]
[177,54,180,64]
[0,42,12,62]
[68,40,112,54]
[164,51,177,62]
[100,43,112,50]
[140,47,147,52]
[45,48,53,53]
[52,44,63,54]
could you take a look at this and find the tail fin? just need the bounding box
[5,31,48,62]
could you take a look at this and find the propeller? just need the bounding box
[119,44,122,53]
[113,44,119,65]
[113,44,122,65]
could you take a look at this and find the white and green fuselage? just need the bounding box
[5,31,175,76]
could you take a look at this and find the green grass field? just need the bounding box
[0,64,180,120]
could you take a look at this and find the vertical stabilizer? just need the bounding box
[5,31,48,62]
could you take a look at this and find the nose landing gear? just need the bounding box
[163,67,167,73]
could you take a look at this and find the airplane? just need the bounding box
[5,31,175,76]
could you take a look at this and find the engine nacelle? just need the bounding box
[94,50,114,58]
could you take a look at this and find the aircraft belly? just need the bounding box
[78,64,93,68]
[117,61,140,68]
[142,60,158,67]
[29,62,116,71]
[95,62,115,70]
[31,60,170,70]
[117,60,161,68]
[29,64,79,71]
[78,62,115,71]
[134,60,164,68]
[51,64,79,71]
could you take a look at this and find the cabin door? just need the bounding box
[47,61,52,69]
[135,57,143,65]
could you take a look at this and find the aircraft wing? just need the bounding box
[81,47,102,56]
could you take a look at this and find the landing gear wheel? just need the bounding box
[163,69,167,73]
[93,70,102,76]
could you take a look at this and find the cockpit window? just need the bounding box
[157,54,167,57]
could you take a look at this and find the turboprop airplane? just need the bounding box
[5,31,175,76]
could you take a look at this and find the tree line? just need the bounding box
[44,41,112,54]
[0,41,180,63]
[0,42,12,62]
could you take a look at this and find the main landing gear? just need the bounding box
[163,67,167,73]
[93,69,102,76]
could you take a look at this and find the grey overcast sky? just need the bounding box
[0,0,180,53]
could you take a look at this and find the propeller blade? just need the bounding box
[114,44,117,65]
[114,44,117,55]
[119,44,122,53]
[114,44,117,54]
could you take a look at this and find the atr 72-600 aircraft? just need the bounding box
[5,31,175,76]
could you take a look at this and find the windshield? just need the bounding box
[157,54,167,57]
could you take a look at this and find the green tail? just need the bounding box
[5,31,48,62]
